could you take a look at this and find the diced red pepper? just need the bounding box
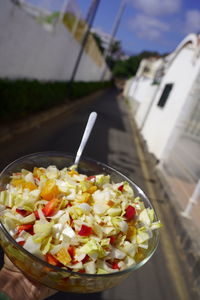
[118,185,124,192]
[43,198,60,217]
[86,176,96,181]
[112,262,120,270]
[34,210,40,220]
[82,254,90,264]
[71,260,79,265]
[45,253,60,266]
[78,225,92,236]
[125,205,136,221]
[109,236,116,245]
[17,224,33,235]
[16,208,28,217]
[18,240,25,246]
[78,269,86,273]
[68,246,76,259]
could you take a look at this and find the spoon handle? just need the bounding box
[74,112,97,166]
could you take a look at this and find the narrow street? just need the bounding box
[0,88,198,300]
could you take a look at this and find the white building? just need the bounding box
[126,33,200,233]
[125,33,200,162]
[140,33,200,161]
[123,56,164,116]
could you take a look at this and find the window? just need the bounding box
[157,83,173,108]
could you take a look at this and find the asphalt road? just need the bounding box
[0,88,198,300]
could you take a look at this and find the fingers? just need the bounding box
[4,255,20,273]
[3,255,57,300]
[23,276,57,300]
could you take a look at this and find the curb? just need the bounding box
[0,89,107,143]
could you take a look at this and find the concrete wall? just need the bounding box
[0,0,110,81]
[141,43,200,160]
[135,80,158,129]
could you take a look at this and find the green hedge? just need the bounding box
[0,79,112,122]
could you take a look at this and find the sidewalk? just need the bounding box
[135,134,200,298]
[164,174,200,230]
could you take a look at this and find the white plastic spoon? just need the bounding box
[74,111,97,166]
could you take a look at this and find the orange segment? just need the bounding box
[68,170,78,176]
[108,200,114,207]
[81,192,91,203]
[11,179,24,187]
[23,182,37,191]
[33,167,45,179]
[56,248,71,265]
[45,253,60,266]
[88,186,97,194]
[41,179,59,200]
[11,179,37,191]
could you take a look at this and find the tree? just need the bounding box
[91,32,123,64]
[91,33,105,54]
[109,40,122,58]
[112,50,163,79]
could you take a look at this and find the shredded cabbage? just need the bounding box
[0,164,162,274]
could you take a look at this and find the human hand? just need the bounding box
[0,255,56,300]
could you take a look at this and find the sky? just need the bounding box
[76,0,200,55]
[27,0,200,55]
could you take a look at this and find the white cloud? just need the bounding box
[184,10,200,34]
[129,14,170,40]
[127,0,181,16]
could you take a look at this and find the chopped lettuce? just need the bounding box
[0,163,161,274]
[79,239,106,258]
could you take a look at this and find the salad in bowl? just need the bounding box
[0,152,161,293]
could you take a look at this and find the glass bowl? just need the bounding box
[0,152,159,293]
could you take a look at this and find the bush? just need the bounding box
[0,79,112,122]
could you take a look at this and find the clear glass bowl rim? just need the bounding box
[0,151,159,278]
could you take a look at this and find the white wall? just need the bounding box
[141,45,200,159]
[0,1,110,81]
[135,82,158,129]
[133,77,153,104]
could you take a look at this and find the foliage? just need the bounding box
[112,51,162,79]
[91,33,105,54]
[112,56,141,78]
[109,40,122,58]
[37,12,60,25]
[91,32,123,64]
[0,79,112,123]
